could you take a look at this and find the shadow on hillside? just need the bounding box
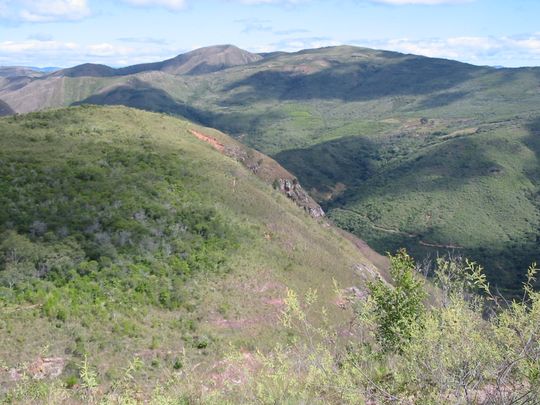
[0,99,14,116]
[223,56,481,103]
[523,116,540,185]
[73,78,284,138]
[315,117,540,296]
[417,91,470,110]
[275,132,498,203]
[274,135,377,195]
[73,78,199,118]
[349,221,537,296]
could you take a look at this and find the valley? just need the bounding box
[2,44,538,294]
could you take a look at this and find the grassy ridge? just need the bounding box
[0,106,379,394]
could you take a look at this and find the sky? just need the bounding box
[0,0,539,68]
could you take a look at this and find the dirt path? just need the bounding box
[419,240,463,249]
[339,208,417,238]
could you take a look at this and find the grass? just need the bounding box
[0,105,379,397]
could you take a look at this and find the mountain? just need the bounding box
[0,66,45,78]
[116,44,263,76]
[1,44,539,293]
[47,44,263,79]
[0,105,385,395]
[31,66,61,73]
[51,63,117,78]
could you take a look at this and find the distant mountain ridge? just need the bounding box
[48,44,263,78]
[0,66,45,78]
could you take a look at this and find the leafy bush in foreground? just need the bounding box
[204,252,540,404]
[7,251,537,404]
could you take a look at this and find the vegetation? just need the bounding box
[2,45,539,294]
[5,250,539,404]
[0,106,378,399]
[1,46,540,401]
[367,249,426,352]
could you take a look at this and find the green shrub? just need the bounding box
[367,249,427,352]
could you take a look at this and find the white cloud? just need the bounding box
[87,43,133,57]
[0,38,185,67]
[0,0,90,22]
[353,34,540,66]
[0,40,78,53]
[21,0,89,22]
[0,0,310,21]
[237,0,308,3]
[121,0,187,10]
[252,36,341,53]
[369,0,472,4]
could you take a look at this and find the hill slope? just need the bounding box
[1,45,539,293]
[0,105,383,395]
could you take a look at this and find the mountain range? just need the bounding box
[1,44,539,294]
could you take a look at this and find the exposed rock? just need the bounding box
[6,357,65,382]
[28,357,65,380]
[188,128,325,219]
[344,286,368,301]
[274,178,325,218]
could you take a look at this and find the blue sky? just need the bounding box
[0,0,539,68]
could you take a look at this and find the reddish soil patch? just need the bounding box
[255,281,285,294]
[334,296,348,310]
[263,297,286,308]
[210,316,260,330]
[207,351,260,389]
[30,357,65,380]
[189,129,225,152]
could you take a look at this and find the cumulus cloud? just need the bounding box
[120,0,187,10]
[351,34,540,66]
[369,0,473,4]
[252,36,341,53]
[2,34,540,68]
[15,0,89,22]
[237,0,308,4]
[0,38,184,67]
[0,0,90,22]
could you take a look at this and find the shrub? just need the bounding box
[367,249,427,352]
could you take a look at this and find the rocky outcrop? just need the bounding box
[188,128,325,219]
[274,178,325,218]
[7,357,65,381]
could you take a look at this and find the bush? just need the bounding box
[367,249,427,352]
